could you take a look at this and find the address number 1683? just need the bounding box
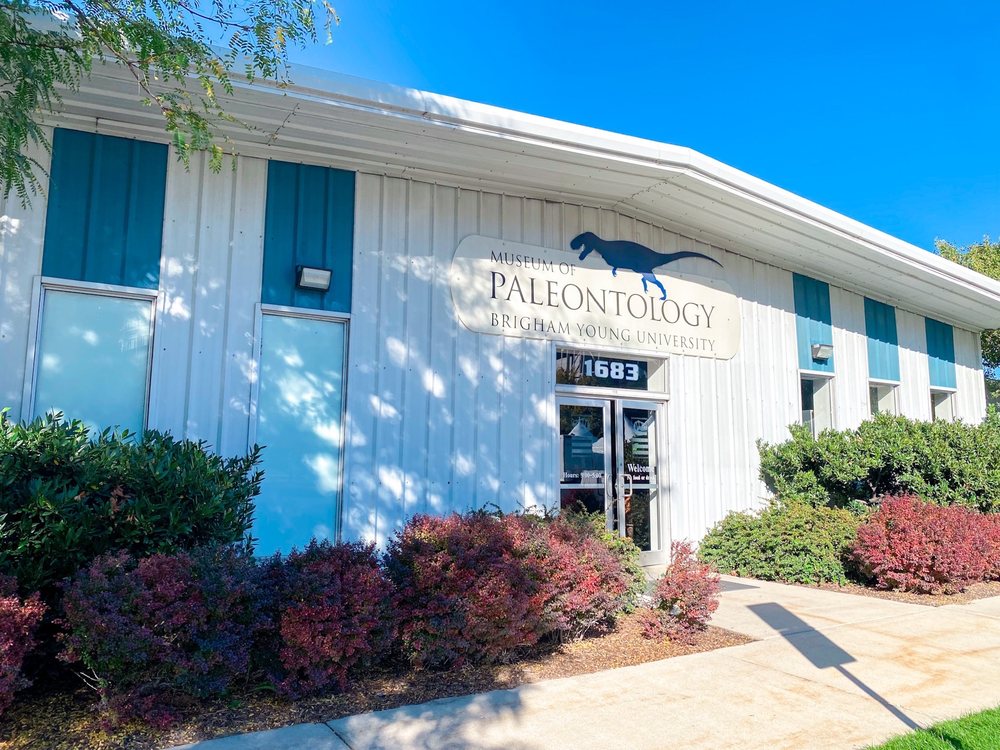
[582,358,640,382]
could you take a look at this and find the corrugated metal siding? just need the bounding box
[0,130,50,421]
[667,248,801,542]
[261,160,354,313]
[342,177,557,545]
[342,173,809,546]
[897,310,933,420]
[864,298,900,382]
[42,128,166,289]
[830,287,870,429]
[926,318,958,389]
[148,150,266,456]
[954,327,986,422]
[793,273,834,372]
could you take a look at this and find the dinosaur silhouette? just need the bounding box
[570,231,722,300]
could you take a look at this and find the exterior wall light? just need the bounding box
[296,265,332,292]
[811,343,834,361]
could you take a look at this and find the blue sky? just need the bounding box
[290,1,999,252]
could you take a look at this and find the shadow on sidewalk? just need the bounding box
[326,687,541,750]
[748,603,920,731]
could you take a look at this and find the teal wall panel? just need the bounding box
[925,318,957,389]
[261,160,355,312]
[42,128,166,289]
[864,298,900,382]
[793,273,834,372]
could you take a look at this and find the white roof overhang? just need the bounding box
[49,61,1000,332]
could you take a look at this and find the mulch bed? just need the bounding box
[805,579,1000,606]
[0,612,753,750]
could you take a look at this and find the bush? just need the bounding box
[0,413,262,593]
[59,546,264,726]
[699,499,862,584]
[758,411,1000,511]
[262,541,396,697]
[986,515,1000,581]
[642,541,720,643]
[851,496,994,594]
[385,512,549,669]
[538,514,644,640]
[0,575,45,716]
[584,514,647,613]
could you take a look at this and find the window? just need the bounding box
[931,390,954,422]
[29,284,155,434]
[869,382,898,416]
[801,375,833,436]
[251,310,349,555]
[28,129,166,435]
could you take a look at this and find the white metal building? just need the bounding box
[2,62,999,564]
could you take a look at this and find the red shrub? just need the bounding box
[264,541,396,697]
[985,514,1000,581]
[385,512,550,669]
[851,495,993,594]
[636,607,667,641]
[539,515,637,640]
[0,576,46,716]
[644,541,720,644]
[59,546,264,725]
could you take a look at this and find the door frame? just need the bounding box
[556,395,614,531]
[614,399,669,567]
[556,393,670,567]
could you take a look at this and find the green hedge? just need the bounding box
[758,411,1000,511]
[0,413,262,593]
[698,499,863,584]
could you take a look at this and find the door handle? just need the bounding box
[623,473,633,500]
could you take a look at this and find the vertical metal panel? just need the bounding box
[0,129,51,420]
[399,180,433,521]
[897,310,933,420]
[953,327,986,422]
[341,174,382,542]
[42,128,166,289]
[372,176,408,540]
[864,298,900,382]
[425,184,460,515]
[149,150,266,455]
[261,160,354,313]
[831,288,870,429]
[792,273,834,372]
[925,317,957,389]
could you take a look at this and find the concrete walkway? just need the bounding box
[172,577,1000,750]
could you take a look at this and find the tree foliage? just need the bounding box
[937,236,1000,374]
[1,0,337,204]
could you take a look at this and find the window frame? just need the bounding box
[248,302,352,543]
[21,276,161,430]
[930,387,957,422]
[799,371,835,437]
[868,379,900,417]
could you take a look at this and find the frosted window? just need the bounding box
[253,315,347,555]
[33,290,152,434]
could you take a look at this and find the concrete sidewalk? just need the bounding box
[172,577,1000,750]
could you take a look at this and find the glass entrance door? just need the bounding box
[558,396,666,565]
